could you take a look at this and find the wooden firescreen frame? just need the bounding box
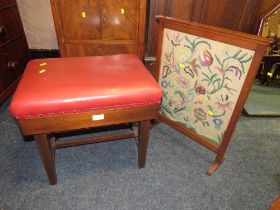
[154,16,270,175]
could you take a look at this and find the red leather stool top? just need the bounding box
[10,54,162,119]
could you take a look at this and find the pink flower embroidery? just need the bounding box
[174,33,181,42]
[214,101,234,111]
[214,66,225,76]
[165,52,171,62]
[175,77,189,89]
[195,84,206,95]
[200,50,213,66]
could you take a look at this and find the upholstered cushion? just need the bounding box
[10,54,162,119]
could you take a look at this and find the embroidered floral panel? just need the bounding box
[159,28,255,145]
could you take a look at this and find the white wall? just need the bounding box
[16,0,59,49]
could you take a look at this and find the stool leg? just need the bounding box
[34,134,57,185]
[138,120,151,168]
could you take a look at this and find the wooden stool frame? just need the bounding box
[18,105,159,185]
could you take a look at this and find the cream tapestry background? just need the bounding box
[159,28,255,145]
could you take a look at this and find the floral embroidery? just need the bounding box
[159,29,254,145]
[161,80,168,88]
[200,50,213,66]
[188,58,200,76]
[194,108,207,121]
[175,77,189,89]
[214,100,234,111]
[195,84,206,95]
[214,66,225,77]
[213,118,223,129]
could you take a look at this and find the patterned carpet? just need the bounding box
[0,99,279,210]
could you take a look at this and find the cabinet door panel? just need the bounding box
[101,0,139,40]
[0,75,3,95]
[0,0,16,8]
[59,0,101,40]
[65,43,137,56]
[0,36,29,89]
[0,5,23,46]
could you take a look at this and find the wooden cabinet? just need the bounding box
[146,0,262,59]
[0,0,16,8]
[50,0,147,59]
[0,0,29,104]
[144,0,280,74]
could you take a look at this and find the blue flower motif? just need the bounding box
[161,80,168,88]
[213,118,223,128]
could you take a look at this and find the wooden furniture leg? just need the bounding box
[269,195,280,210]
[138,120,151,168]
[34,134,57,185]
[207,156,225,176]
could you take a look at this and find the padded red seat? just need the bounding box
[10,54,162,119]
[10,54,162,185]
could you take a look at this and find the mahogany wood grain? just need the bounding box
[0,36,29,89]
[270,195,280,210]
[18,105,159,136]
[138,120,150,168]
[0,76,20,104]
[35,134,57,185]
[145,0,270,70]
[146,0,166,58]
[0,1,29,104]
[53,131,135,149]
[20,104,159,184]
[154,16,270,175]
[50,0,146,59]
[206,158,225,176]
[237,0,260,32]
[65,42,137,57]
[137,0,147,60]
[50,0,67,55]
[58,0,101,40]
[166,0,193,21]
[100,0,138,40]
[0,4,23,46]
[199,0,247,30]
[250,0,280,34]
[146,0,272,60]
[0,77,3,93]
[190,0,205,22]
[0,0,15,8]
